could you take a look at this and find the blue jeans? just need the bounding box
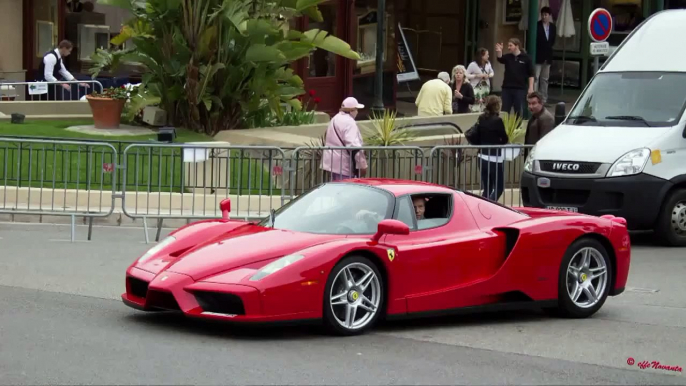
[479,158,505,201]
[501,88,527,118]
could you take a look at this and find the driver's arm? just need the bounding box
[355,209,383,223]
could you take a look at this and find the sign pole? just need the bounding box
[593,56,600,75]
[588,8,613,76]
[371,0,387,116]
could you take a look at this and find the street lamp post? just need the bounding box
[370,0,386,116]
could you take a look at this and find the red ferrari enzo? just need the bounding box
[122,179,631,335]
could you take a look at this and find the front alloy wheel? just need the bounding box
[323,256,384,335]
[566,247,608,309]
[552,238,612,318]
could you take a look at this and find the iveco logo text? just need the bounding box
[552,163,580,171]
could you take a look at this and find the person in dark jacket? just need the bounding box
[466,95,509,201]
[535,7,556,103]
[450,65,475,114]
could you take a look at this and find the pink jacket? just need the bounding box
[321,112,368,177]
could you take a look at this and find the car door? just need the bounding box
[382,192,503,314]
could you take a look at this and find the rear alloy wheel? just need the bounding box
[655,189,686,247]
[323,256,384,336]
[551,238,612,318]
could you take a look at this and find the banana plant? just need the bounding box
[89,0,361,135]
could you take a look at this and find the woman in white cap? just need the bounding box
[321,97,368,180]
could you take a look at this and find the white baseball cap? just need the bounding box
[341,97,364,109]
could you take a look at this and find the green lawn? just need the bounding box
[0,119,283,195]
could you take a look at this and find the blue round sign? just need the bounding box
[588,8,613,42]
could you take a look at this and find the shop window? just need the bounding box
[665,0,686,8]
[308,2,337,78]
[33,0,59,59]
[593,0,644,32]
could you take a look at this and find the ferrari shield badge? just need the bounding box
[387,248,395,262]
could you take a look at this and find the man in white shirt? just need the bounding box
[414,72,453,117]
[38,40,89,100]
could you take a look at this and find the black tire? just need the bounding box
[654,188,686,247]
[322,255,385,336]
[548,238,613,319]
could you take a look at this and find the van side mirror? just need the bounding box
[554,102,566,126]
[682,125,686,138]
[220,198,231,220]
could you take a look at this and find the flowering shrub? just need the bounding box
[91,86,129,100]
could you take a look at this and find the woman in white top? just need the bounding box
[465,48,495,113]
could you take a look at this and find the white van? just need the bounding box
[520,9,686,246]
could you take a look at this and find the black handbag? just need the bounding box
[465,118,481,145]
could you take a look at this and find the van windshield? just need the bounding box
[566,72,686,127]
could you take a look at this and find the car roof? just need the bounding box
[330,178,457,196]
[602,9,686,73]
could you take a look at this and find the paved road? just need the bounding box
[1,222,685,385]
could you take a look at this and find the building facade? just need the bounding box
[1,0,684,113]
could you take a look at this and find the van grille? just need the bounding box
[539,161,601,174]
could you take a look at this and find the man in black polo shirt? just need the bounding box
[495,38,534,118]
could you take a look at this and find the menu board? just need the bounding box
[396,23,419,83]
[504,0,523,24]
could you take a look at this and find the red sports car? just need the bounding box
[122,178,631,335]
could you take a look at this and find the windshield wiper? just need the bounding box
[566,115,597,124]
[605,115,652,127]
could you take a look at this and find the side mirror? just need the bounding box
[554,102,566,126]
[371,219,410,243]
[220,198,231,220]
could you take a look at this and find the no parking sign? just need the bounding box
[588,8,613,42]
[588,8,612,69]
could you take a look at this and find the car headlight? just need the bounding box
[607,148,651,177]
[523,146,535,172]
[249,254,304,281]
[138,236,176,263]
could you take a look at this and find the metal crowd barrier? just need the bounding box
[288,145,427,198]
[0,136,533,242]
[119,143,288,242]
[427,144,534,207]
[0,80,104,101]
[0,137,118,241]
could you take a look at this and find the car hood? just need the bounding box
[164,226,343,281]
[534,123,669,163]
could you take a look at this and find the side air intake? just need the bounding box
[493,227,520,261]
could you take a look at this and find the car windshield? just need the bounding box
[258,183,394,235]
[566,72,686,127]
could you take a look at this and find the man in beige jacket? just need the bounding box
[415,72,453,117]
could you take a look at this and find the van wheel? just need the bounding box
[654,188,686,247]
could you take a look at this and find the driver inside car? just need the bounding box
[413,196,426,219]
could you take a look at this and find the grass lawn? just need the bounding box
[0,119,282,195]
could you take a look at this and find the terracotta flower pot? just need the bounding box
[86,95,126,129]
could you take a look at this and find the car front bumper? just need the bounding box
[520,171,672,230]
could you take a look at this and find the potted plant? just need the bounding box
[86,86,129,129]
[503,112,526,161]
